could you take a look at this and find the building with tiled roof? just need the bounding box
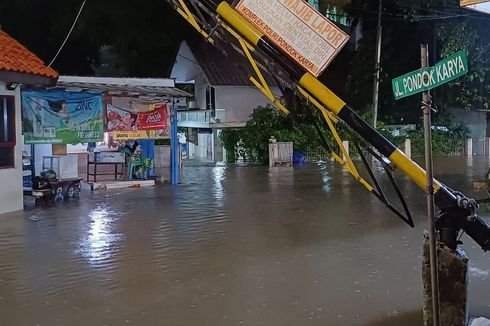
[0,29,59,215]
[171,39,282,162]
[0,29,59,86]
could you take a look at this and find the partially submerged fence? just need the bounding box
[269,141,293,167]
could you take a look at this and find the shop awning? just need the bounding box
[55,76,192,98]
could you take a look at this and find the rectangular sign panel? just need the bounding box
[106,104,167,131]
[392,50,468,100]
[22,90,104,144]
[112,130,168,140]
[235,0,350,77]
[106,97,170,140]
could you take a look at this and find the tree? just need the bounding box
[332,0,489,123]
[220,105,322,164]
[435,19,490,110]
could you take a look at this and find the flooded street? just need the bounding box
[0,156,489,325]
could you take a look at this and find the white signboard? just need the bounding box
[460,0,490,14]
[236,0,350,77]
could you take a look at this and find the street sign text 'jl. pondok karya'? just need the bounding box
[392,50,468,100]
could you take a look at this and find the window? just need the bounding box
[206,86,216,116]
[0,96,16,168]
[308,0,319,10]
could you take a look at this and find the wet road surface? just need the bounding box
[0,156,489,325]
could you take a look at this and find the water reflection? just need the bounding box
[318,161,332,193]
[0,156,488,325]
[77,206,124,267]
[212,166,226,204]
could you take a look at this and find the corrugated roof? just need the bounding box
[56,76,192,98]
[186,38,276,87]
[0,29,59,79]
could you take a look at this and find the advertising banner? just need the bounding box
[106,97,170,140]
[235,0,349,77]
[111,130,168,141]
[135,106,167,130]
[22,90,104,144]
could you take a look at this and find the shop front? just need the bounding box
[22,76,190,199]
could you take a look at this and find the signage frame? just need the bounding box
[235,0,349,77]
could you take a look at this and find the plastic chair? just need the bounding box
[128,155,144,180]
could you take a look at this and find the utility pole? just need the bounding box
[372,0,382,128]
[421,43,440,326]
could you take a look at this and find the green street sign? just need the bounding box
[392,50,468,100]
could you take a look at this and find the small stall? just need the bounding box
[21,77,191,199]
[54,76,191,189]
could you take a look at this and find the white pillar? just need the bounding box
[404,138,412,159]
[466,138,473,157]
[485,137,490,157]
[342,141,349,160]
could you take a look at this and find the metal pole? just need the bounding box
[372,0,382,128]
[421,43,440,326]
[171,100,179,185]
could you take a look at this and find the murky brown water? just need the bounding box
[0,156,488,325]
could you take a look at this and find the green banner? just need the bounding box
[22,90,104,144]
[392,50,468,100]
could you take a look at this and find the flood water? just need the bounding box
[0,156,489,325]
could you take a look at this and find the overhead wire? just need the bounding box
[48,0,87,67]
[322,0,490,22]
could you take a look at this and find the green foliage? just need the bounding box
[435,20,490,110]
[406,122,470,156]
[221,104,469,164]
[343,0,489,122]
[220,128,242,163]
[220,105,320,164]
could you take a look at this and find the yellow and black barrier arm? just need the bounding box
[166,0,490,252]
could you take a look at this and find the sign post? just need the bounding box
[420,43,440,326]
[392,44,468,326]
[392,47,470,326]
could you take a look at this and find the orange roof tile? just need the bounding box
[0,29,59,79]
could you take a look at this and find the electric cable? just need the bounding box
[48,0,88,67]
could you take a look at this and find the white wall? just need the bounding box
[449,107,487,155]
[0,82,23,214]
[197,133,212,160]
[215,86,281,123]
[170,41,199,83]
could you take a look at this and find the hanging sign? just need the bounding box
[105,97,170,140]
[111,130,168,141]
[235,0,349,77]
[392,50,469,100]
[135,105,167,130]
[22,90,104,144]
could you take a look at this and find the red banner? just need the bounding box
[135,105,167,130]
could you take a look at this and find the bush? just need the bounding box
[220,104,469,164]
[407,122,469,156]
[220,105,319,164]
